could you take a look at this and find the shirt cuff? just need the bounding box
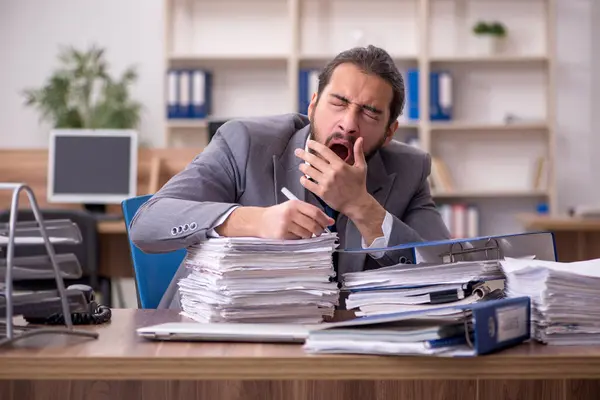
[207,206,239,238]
[361,211,393,259]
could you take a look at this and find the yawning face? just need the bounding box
[307,62,397,165]
[324,132,356,164]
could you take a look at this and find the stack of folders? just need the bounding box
[303,296,531,357]
[342,260,506,317]
[177,233,339,324]
[500,257,600,345]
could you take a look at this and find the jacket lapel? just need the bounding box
[337,151,397,277]
[273,125,311,204]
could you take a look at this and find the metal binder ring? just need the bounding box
[484,238,502,260]
[446,242,466,263]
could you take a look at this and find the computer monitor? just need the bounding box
[47,130,138,214]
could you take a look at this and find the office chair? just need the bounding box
[121,194,187,309]
[0,208,110,305]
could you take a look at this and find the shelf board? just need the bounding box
[430,121,548,132]
[397,121,420,129]
[429,55,548,64]
[167,119,209,129]
[432,190,548,199]
[169,54,288,64]
[299,53,417,63]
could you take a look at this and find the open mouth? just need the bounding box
[329,141,353,163]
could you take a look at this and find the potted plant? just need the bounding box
[472,21,507,55]
[23,44,142,130]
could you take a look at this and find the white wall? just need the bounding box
[592,0,600,198]
[0,0,596,214]
[553,0,596,212]
[0,0,165,148]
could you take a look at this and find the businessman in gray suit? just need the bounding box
[129,45,451,309]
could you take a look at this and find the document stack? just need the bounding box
[303,296,531,357]
[177,233,339,324]
[342,260,505,317]
[500,257,600,345]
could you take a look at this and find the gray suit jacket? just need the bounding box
[129,113,451,309]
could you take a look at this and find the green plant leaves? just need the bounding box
[22,44,142,130]
[472,21,507,37]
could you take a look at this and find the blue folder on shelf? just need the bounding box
[304,296,531,357]
[166,68,212,119]
[406,68,453,121]
[338,231,557,264]
[298,69,320,115]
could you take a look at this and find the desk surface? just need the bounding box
[2,309,600,381]
[518,213,600,231]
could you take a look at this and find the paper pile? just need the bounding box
[177,233,339,324]
[341,260,505,317]
[500,257,600,345]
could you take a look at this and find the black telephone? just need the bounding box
[22,284,112,326]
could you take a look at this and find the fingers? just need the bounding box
[287,221,315,239]
[294,148,330,172]
[353,137,366,168]
[306,140,343,165]
[299,175,324,199]
[298,163,324,182]
[294,199,333,226]
[292,212,326,237]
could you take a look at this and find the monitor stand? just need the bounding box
[83,204,121,221]
[84,203,107,214]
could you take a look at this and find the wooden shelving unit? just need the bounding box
[163,0,556,236]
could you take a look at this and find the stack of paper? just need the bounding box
[303,296,532,357]
[342,260,505,317]
[500,257,600,345]
[177,233,339,324]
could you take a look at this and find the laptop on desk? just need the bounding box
[136,322,317,343]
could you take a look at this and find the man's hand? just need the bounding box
[295,137,385,246]
[295,138,369,217]
[215,201,334,240]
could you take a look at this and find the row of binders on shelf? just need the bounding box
[438,203,479,239]
[165,67,454,121]
[166,69,212,119]
[299,68,453,120]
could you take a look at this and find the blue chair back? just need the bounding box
[121,194,187,308]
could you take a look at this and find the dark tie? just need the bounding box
[323,204,338,233]
[318,199,340,283]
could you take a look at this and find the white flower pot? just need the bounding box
[473,36,505,56]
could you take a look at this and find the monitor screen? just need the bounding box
[48,130,138,204]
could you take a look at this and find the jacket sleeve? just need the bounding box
[374,153,451,266]
[129,126,247,254]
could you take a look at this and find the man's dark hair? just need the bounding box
[316,45,405,128]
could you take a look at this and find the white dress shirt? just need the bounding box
[208,137,393,258]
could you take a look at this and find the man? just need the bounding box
[129,45,451,309]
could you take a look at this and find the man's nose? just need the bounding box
[338,109,359,135]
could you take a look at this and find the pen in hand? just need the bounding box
[280,187,332,234]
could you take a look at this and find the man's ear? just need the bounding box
[384,119,399,146]
[307,92,318,118]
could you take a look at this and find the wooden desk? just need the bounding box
[518,213,600,261]
[1,309,600,400]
